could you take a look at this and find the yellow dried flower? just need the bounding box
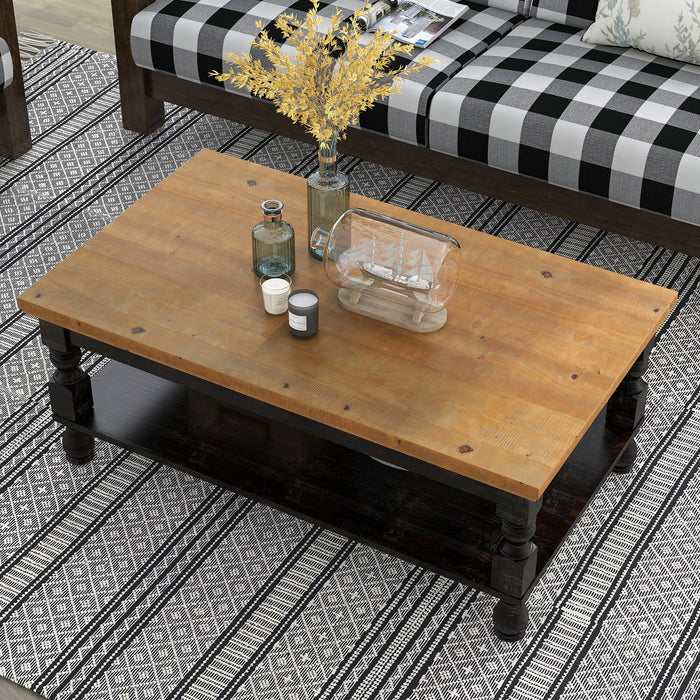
[211,0,435,148]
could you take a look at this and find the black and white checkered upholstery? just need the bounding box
[130,0,525,145]
[0,37,13,90]
[483,0,528,11]
[357,5,525,144]
[428,19,700,227]
[527,0,596,29]
[129,0,700,227]
[131,0,364,91]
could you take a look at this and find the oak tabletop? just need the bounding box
[17,149,678,500]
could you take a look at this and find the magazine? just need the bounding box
[359,0,469,48]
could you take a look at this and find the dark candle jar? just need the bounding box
[288,289,319,338]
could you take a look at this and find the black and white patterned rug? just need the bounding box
[1,42,700,700]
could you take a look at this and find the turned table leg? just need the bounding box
[607,343,652,473]
[491,495,542,641]
[40,321,95,464]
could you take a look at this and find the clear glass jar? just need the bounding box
[252,199,295,277]
[307,136,349,261]
[311,208,461,332]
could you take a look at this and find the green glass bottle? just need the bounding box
[307,136,349,260]
[252,199,295,277]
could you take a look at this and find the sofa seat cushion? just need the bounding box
[481,0,529,11]
[357,3,526,144]
[130,0,524,145]
[1,37,13,90]
[428,19,700,227]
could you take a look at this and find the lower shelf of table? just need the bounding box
[56,360,635,602]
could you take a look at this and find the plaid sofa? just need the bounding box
[429,18,700,227]
[130,0,526,146]
[123,0,700,249]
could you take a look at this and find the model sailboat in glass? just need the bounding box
[311,208,461,332]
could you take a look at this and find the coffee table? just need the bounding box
[17,149,677,641]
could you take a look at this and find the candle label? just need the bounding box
[267,294,289,314]
[288,312,308,331]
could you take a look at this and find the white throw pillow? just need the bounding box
[581,0,700,65]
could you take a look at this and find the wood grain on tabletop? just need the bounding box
[17,150,678,500]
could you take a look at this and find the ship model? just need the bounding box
[312,208,461,332]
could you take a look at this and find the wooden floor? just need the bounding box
[15,0,115,54]
[0,676,47,700]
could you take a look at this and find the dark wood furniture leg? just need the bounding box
[607,343,652,473]
[40,321,95,464]
[111,0,164,134]
[0,0,31,159]
[491,494,542,641]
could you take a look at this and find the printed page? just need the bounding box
[369,0,468,47]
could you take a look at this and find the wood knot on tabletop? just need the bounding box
[132,327,145,334]
[541,271,553,278]
[458,445,474,454]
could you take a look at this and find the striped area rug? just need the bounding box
[1,42,700,700]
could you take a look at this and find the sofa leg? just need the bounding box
[0,79,31,159]
[0,0,32,159]
[117,69,165,134]
[111,0,165,134]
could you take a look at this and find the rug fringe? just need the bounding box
[18,31,56,61]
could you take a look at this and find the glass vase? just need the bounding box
[307,136,350,260]
[252,199,295,277]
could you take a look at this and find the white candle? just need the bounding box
[262,278,290,293]
[260,275,291,315]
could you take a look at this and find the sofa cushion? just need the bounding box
[358,4,526,144]
[428,19,700,227]
[1,37,13,90]
[131,0,525,146]
[482,0,529,11]
[130,0,320,89]
[528,0,596,29]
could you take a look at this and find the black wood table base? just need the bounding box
[38,321,647,641]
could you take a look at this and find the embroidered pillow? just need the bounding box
[581,0,700,64]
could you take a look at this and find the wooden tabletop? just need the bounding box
[17,149,677,500]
